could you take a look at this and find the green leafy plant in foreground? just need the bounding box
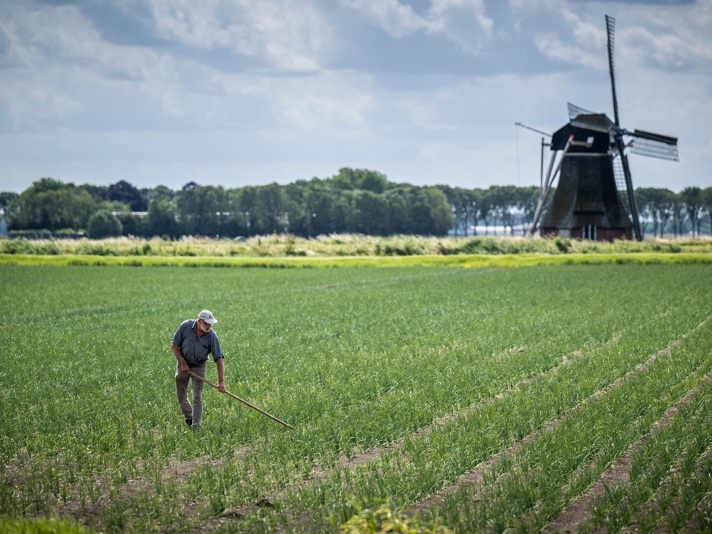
[342,507,452,533]
[0,517,91,534]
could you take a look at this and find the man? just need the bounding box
[171,309,225,429]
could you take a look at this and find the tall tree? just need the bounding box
[175,185,227,236]
[384,186,412,235]
[438,185,466,235]
[352,190,389,235]
[144,185,175,204]
[488,185,520,235]
[0,192,19,210]
[283,181,311,236]
[253,183,287,235]
[105,180,148,211]
[636,188,657,238]
[329,168,388,193]
[408,187,452,236]
[681,186,703,237]
[148,198,180,238]
[478,189,495,235]
[701,187,712,236]
[653,189,677,238]
[88,210,123,238]
[518,186,539,235]
[671,193,686,237]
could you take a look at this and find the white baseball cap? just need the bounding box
[198,310,218,324]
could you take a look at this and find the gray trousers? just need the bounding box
[175,362,206,427]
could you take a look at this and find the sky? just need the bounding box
[1,0,710,195]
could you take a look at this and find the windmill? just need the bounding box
[529,15,679,241]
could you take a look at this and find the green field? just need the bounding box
[1,263,711,533]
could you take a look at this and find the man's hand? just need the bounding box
[216,358,226,393]
[171,342,191,374]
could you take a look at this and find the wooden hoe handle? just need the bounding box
[187,370,295,430]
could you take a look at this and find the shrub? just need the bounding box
[554,237,571,253]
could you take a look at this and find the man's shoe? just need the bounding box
[185,418,192,427]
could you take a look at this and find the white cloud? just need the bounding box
[340,0,429,37]
[270,73,376,132]
[427,0,493,52]
[147,0,334,71]
[340,0,493,52]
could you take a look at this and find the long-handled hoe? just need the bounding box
[188,370,295,430]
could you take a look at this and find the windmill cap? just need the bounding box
[198,310,218,324]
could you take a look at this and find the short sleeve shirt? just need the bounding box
[172,319,223,367]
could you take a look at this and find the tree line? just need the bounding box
[1,168,710,239]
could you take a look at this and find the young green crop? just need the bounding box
[0,263,710,533]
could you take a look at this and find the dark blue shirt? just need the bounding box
[172,319,223,367]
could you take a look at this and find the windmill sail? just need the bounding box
[606,14,643,240]
[568,102,598,121]
[629,130,679,161]
[606,15,621,126]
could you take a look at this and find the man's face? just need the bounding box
[198,319,213,333]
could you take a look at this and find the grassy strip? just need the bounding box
[3,235,711,258]
[1,252,712,268]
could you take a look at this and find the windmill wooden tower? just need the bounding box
[529,15,679,241]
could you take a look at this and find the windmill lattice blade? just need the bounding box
[567,102,598,121]
[612,156,632,219]
[606,15,621,127]
[631,129,678,146]
[630,135,679,161]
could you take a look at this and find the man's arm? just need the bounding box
[216,357,225,393]
[171,342,190,372]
